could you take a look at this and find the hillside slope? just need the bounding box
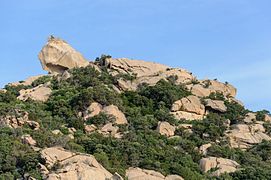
[0,37,271,180]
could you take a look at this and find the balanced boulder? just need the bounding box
[38,36,89,74]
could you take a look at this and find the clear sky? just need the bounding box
[0,0,270,111]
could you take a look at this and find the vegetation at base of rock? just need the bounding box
[0,63,271,179]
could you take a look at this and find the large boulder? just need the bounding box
[18,84,52,102]
[157,121,175,137]
[204,99,227,113]
[171,95,205,115]
[200,157,239,176]
[41,147,114,180]
[102,105,128,124]
[38,37,89,74]
[227,123,271,149]
[125,167,183,180]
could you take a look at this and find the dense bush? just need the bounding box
[139,79,190,109]
[223,101,248,124]
[192,113,228,141]
[0,128,41,179]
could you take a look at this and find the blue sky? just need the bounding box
[0,0,270,111]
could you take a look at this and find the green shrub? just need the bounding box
[139,79,190,109]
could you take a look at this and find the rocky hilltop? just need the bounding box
[0,37,271,180]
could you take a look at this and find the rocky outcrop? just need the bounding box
[227,123,271,149]
[126,167,184,180]
[199,143,212,156]
[41,147,114,180]
[205,99,227,113]
[178,124,193,133]
[157,121,175,137]
[101,58,169,77]
[9,75,45,86]
[187,80,236,98]
[207,80,236,97]
[189,84,211,97]
[52,129,63,135]
[18,84,52,102]
[243,112,256,123]
[84,124,97,134]
[84,102,103,120]
[200,157,239,176]
[100,123,119,136]
[172,95,205,115]
[0,110,40,130]
[21,134,37,146]
[99,58,194,91]
[102,105,128,125]
[171,111,203,121]
[38,37,89,74]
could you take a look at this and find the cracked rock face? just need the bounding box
[199,157,239,176]
[38,37,89,74]
[172,95,205,115]
[171,95,205,121]
[100,58,194,91]
[101,58,169,77]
